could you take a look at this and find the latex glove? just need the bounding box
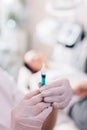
[40,79,73,109]
[11,90,52,130]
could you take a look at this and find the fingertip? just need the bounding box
[47,106,53,113]
[24,90,40,100]
[39,87,45,92]
[52,102,58,109]
[38,82,42,88]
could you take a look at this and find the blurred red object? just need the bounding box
[24,50,47,73]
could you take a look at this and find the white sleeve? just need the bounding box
[0,69,24,129]
[17,67,32,94]
[0,68,24,103]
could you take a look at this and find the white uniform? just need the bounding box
[0,69,24,130]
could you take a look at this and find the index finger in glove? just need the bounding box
[32,102,51,115]
[24,90,40,100]
[36,106,53,121]
[40,79,69,92]
[27,94,43,105]
[41,86,65,97]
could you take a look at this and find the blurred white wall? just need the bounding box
[27,0,47,47]
[28,0,47,34]
[27,0,87,49]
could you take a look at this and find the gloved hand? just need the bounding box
[11,90,52,130]
[40,79,73,109]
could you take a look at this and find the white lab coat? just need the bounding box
[0,69,24,130]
